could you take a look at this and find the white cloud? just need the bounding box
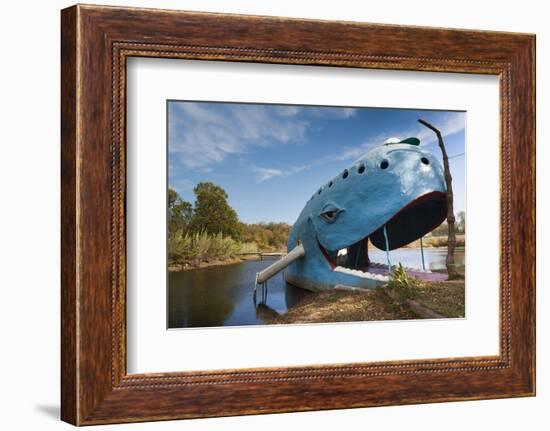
[277,106,302,117]
[334,143,373,162]
[337,113,465,160]
[169,103,311,169]
[168,102,360,170]
[172,178,193,190]
[251,160,327,182]
[170,103,463,184]
[310,107,358,119]
[252,167,284,182]
[410,114,465,147]
[276,106,357,119]
[317,113,465,164]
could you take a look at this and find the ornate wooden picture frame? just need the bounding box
[61,4,535,425]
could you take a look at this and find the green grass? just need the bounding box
[168,230,258,268]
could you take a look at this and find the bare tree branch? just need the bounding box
[418,118,457,278]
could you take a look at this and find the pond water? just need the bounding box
[168,247,465,329]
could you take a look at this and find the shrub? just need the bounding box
[387,263,421,299]
[168,229,259,267]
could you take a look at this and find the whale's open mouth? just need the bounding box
[317,191,447,279]
[370,191,447,250]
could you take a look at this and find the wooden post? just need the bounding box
[418,118,457,279]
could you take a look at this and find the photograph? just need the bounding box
[51,2,536,426]
[167,101,466,329]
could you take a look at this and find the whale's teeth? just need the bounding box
[337,248,348,256]
[333,266,389,282]
[334,266,351,274]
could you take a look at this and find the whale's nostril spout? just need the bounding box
[421,157,430,165]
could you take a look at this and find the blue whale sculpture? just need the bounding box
[283,137,447,291]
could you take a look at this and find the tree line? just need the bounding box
[168,181,464,268]
[428,210,465,237]
[168,182,291,268]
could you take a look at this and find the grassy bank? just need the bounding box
[168,230,259,271]
[397,234,465,248]
[168,230,290,271]
[268,279,465,324]
[169,256,240,272]
[168,253,272,272]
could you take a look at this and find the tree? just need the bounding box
[168,188,193,234]
[191,182,242,239]
[456,211,466,234]
[418,118,458,278]
[241,222,292,251]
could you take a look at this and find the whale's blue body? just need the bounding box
[284,139,447,291]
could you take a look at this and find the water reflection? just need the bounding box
[168,248,464,329]
[168,258,309,328]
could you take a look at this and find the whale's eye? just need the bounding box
[321,210,338,222]
[358,164,365,174]
[421,157,430,165]
[319,203,342,223]
[380,160,389,169]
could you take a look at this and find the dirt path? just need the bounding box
[268,289,415,324]
[267,280,465,324]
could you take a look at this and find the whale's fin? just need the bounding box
[398,137,420,146]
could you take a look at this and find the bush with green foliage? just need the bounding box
[168,188,193,235]
[387,263,421,299]
[167,184,290,267]
[168,229,259,266]
[241,222,291,251]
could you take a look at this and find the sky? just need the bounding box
[168,101,466,225]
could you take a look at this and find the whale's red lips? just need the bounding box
[317,191,447,271]
[318,238,338,269]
